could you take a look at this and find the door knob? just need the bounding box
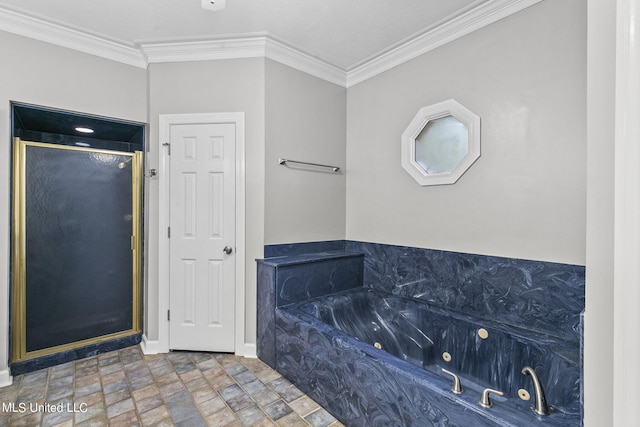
[223,246,233,255]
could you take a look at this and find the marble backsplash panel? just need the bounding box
[265,240,585,343]
[344,241,585,343]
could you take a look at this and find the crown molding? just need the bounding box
[141,34,268,64]
[345,0,543,87]
[141,35,347,87]
[0,7,146,68]
[265,38,347,87]
[0,0,541,88]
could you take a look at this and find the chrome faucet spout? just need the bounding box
[521,366,549,416]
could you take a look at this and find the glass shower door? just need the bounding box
[11,138,142,362]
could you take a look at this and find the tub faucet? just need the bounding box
[441,368,463,394]
[479,388,504,408]
[521,366,549,416]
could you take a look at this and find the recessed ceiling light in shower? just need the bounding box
[75,127,94,134]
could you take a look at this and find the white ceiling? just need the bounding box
[0,0,541,86]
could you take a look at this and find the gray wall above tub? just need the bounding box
[345,0,587,266]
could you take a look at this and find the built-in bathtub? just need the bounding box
[257,241,584,426]
[276,287,580,426]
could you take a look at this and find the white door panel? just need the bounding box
[169,122,236,352]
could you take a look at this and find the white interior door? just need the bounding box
[169,122,236,352]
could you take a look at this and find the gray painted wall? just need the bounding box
[345,0,587,266]
[0,30,148,379]
[265,59,346,245]
[145,58,347,349]
[146,58,266,347]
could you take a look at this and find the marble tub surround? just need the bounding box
[294,288,581,418]
[258,240,585,425]
[344,241,585,344]
[256,251,364,369]
[265,240,585,343]
[276,304,580,427]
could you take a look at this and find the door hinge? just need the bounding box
[168,227,171,238]
[130,235,135,251]
[167,310,170,321]
[163,142,171,155]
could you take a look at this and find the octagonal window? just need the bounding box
[415,115,468,174]
[401,99,480,186]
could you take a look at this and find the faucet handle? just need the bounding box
[479,388,504,408]
[441,368,463,394]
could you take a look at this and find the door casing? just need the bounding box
[157,112,246,355]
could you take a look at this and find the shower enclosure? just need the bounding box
[10,103,144,365]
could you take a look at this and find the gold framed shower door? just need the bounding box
[11,138,143,363]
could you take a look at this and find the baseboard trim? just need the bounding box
[140,334,162,355]
[239,343,257,359]
[0,369,13,388]
[140,334,255,358]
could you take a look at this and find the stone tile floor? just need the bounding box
[0,346,344,427]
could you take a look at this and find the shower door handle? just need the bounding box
[223,246,233,255]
